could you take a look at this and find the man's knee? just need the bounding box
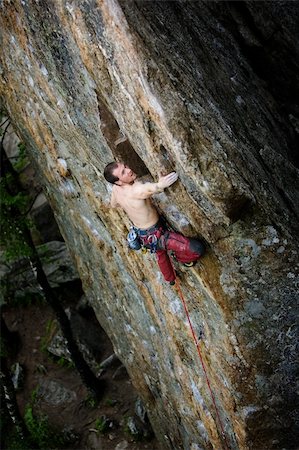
[189,238,205,257]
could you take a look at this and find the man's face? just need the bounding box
[112,163,137,185]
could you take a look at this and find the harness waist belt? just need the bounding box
[136,220,162,236]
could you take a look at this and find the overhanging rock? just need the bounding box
[0,1,298,448]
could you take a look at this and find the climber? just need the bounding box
[104,162,205,284]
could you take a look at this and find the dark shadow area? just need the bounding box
[1,278,158,450]
[226,1,299,168]
[32,202,63,243]
[96,93,149,177]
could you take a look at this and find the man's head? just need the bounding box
[104,162,137,185]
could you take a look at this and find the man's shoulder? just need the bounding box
[131,176,152,190]
[131,179,151,193]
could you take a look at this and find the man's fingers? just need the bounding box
[157,171,178,189]
[164,172,178,186]
[164,172,177,179]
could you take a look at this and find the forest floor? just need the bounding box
[3,296,161,450]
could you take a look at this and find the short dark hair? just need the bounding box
[104,162,119,184]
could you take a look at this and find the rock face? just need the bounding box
[1,1,298,448]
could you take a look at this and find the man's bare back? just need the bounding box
[107,163,178,229]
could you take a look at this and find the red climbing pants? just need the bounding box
[137,221,205,283]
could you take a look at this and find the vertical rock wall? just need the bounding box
[1,1,298,448]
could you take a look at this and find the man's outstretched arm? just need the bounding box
[133,172,178,199]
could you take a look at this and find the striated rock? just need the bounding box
[0,1,298,449]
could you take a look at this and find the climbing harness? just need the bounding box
[147,234,158,253]
[127,226,159,253]
[129,220,165,254]
[174,278,230,450]
[127,218,205,284]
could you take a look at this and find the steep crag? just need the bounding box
[0,1,298,449]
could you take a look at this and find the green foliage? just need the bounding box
[30,387,39,404]
[0,336,9,358]
[105,397,117,407]
[24,406,48,447]
[56,356,74,369]
[94,415,110,433]
[20,387,68,450]
[85,393,99,409]
[13,142,28,172]
[123,417,143,442]
[0,177,32,262]
[0,388,31,450]
[0,141,38,263]
[1,427,32,450]
[40,321,74,368]
[14,291,45,308]
[40,319,58,353]
[24,405,66,449]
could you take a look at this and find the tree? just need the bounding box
[0,315,30,444]
[0,120,105,402]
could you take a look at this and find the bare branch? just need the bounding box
[22,189,43,216]
[0,121,11,150]
[0,118,10,128]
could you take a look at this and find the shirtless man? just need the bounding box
[104,162,205,284]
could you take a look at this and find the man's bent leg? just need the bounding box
[165,232,205,264]
[156,249,176,282]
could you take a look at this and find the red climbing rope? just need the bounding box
[175,278,230,450]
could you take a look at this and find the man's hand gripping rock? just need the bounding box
[157,172,178,191]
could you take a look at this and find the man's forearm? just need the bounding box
[148,182,165,194]
[134,172,178,199]
[151,172,178,193]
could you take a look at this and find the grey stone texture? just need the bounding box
[0,241,79,304]
[0,1,298,449]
